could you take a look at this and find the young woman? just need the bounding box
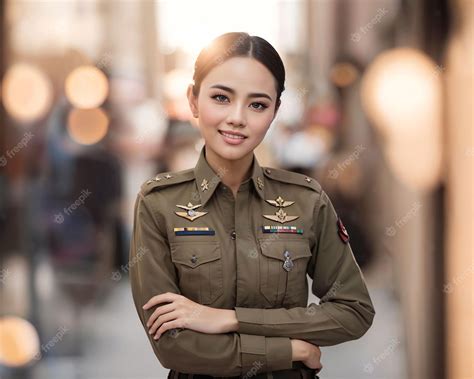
[130,32,375,379]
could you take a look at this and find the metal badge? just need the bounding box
[263,208,299,224]
[265,196,295,208]
[200,179,209,191]
[175,202,208,222]
[147,175,162,184]
[282,250,294,272]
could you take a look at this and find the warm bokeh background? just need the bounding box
[0,1,472,378]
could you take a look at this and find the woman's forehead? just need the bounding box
[201,57,277,95]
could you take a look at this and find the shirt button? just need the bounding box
[230,230,236,240]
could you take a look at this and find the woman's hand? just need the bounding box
[143,292,238,339]
[291,339,323,372]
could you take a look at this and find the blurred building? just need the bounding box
[0,1,472,379]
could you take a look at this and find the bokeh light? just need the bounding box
[360,48,443,191]
[330,62,359,88]
[67,107,109,145]
[0,316,40,367]
[65,65,109,109]
[1,63,53,123]
[361,48,442,138]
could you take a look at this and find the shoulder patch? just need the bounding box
[262,167,322,193]
[140,168,195,196]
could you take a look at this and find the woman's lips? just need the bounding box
[218,130,247,145]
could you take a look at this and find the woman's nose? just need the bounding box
[226,104,247,127]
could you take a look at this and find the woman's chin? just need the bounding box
[209,142,253,162]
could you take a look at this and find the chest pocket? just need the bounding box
[170,241,223,305]
[257,238,312,307]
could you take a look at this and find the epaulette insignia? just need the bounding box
[262,167,321,193]
[140,168,194,196]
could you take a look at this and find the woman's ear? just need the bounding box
[187,84,199,118]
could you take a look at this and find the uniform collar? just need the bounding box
[194,145,265,207]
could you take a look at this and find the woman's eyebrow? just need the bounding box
[210,84,273,101]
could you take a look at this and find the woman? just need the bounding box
[129,32,375,379]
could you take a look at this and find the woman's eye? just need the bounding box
[250,102,268,111]
[212,94,229,103]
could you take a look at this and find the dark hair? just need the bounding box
[192,32,285,108]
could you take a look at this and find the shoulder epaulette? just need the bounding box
[140,168,195,196]
[262,167,322,193]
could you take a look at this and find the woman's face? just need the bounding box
[187,57,279,162]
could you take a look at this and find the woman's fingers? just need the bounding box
[149,310,179,335]
[142,292,181,310]
[155,319,183,340]
[146,302,175,328]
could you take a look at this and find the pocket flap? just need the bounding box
[170,241,221,268]
[258,238,312,261]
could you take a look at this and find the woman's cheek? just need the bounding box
[251,114,273,139]
[199,102,225,128]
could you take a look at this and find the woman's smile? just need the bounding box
[218,129,248,145]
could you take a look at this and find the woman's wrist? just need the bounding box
[290,339,309,362]
[218,309,239,333]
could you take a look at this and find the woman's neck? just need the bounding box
[204,145,253,194]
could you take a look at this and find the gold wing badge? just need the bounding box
[265,196,294,208]
[175,202,208,222]
[263,196,299,224]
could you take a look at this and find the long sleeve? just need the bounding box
[129,191,293,375]
[234,190,376,346]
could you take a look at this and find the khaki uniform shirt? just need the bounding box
[129,145,375,377]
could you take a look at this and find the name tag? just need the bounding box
[262,225,303,235]
[174,227,215,236]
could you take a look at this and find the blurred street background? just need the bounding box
[0,1,472,378]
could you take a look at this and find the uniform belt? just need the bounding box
[167,367,320,379]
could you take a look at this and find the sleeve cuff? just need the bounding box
[266,336,293,371]
[235,307,265,335]
[240,333,293,375]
